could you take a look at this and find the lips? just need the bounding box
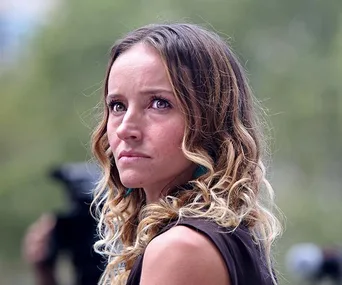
[118,150,151,160]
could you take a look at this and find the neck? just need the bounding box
[143,164,196,204]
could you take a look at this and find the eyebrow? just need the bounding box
[106,88,174,99]
[140,88,174,96]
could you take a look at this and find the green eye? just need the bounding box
[151,98,171,109]
[113,103,126,112]
[108,101,126,113]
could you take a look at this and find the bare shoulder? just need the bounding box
[140,225,230,285]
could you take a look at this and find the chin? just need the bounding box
[121,181,143,188]
[119,172,145,189]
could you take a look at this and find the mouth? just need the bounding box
[118,151,151,160]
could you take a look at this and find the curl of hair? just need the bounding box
[91,23,282,285]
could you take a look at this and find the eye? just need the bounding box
[150,97,171,109]
[108,101,126,113]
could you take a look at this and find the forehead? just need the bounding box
[108,43,170,90]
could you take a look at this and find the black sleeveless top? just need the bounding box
[126,218,274,285]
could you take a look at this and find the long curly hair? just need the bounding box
[92,23,282,285]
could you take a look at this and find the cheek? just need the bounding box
[153,123,185,155]
[106,122,118,147]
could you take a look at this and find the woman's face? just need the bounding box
[106,43,194,202]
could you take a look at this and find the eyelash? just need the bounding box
[107,95,172,113]
[150,95,172,109]
[107,100,125,113]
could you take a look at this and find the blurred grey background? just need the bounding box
[1,0,341,284]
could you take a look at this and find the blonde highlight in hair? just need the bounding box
[91,23,282,285]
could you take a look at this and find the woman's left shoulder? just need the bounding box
[140,225,231,285]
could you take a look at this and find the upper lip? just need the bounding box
[118,150,151,159]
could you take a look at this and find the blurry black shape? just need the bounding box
[286,243,342,285]
[49,162,101,204]
[316,248,342,284]
[46,162,104,285]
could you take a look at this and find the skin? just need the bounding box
[106,43,196,203]
[141,226,231,285]
[22,214,58,285]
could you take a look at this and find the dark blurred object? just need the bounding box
[286,243,342,285]
[50,162,101,204]
[33,162,104,285]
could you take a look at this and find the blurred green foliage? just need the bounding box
[1,0,341,284]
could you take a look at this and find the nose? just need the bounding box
[116,109,143,142]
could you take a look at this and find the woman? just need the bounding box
[92,23,282,285]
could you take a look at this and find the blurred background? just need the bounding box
[1,0,341,284]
